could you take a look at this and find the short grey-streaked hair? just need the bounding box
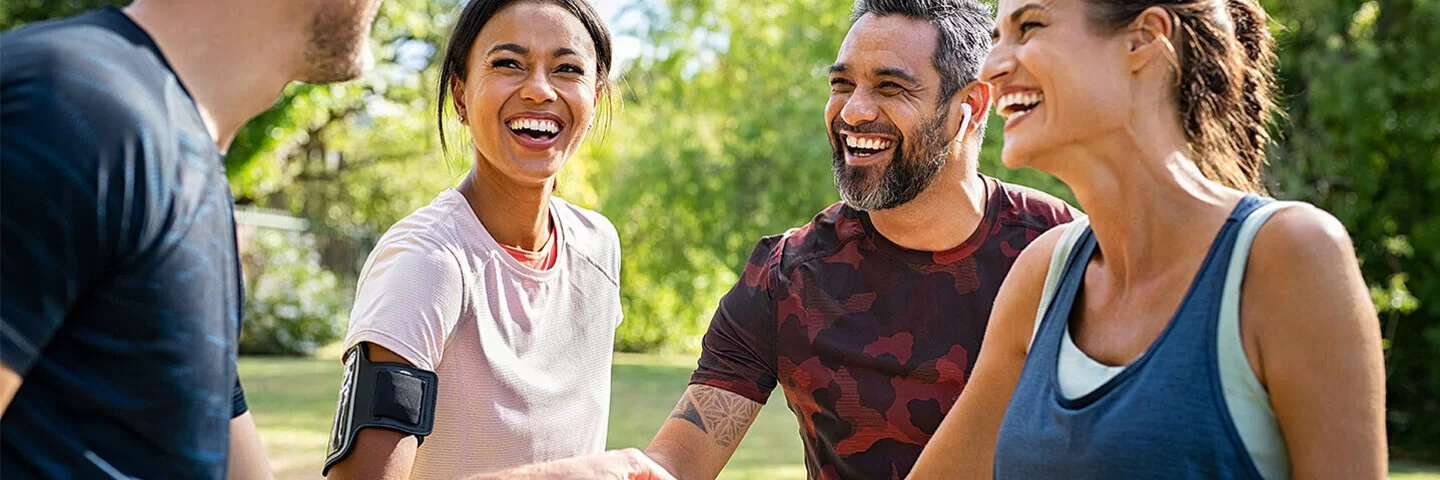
[851,0,994,100]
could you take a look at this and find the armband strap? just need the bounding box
[322,343,438,476]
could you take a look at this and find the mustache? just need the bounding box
[830,116,902,139]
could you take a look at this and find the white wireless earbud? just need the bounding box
[957,103,973,143]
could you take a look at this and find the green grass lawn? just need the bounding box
[241,354,1437,479]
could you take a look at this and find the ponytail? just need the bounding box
[1086,0,1280,193]
[1224,0,1278,193]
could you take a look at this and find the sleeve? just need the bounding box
[689,236,785,404]
[232,376,249,417]
[343,234,465,371]
[608,219,624,329]
[0,69,113,376]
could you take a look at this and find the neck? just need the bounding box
[124,0,305,150]
[868,148,988,251]
[1047,117,1243,288]
[459,157,553,251]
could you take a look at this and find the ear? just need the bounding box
[450,76,469,125]
[1125,6,1178,75]
[948,81,992,144]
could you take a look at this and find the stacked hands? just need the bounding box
[465,449,676,480]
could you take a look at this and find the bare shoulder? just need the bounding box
[1017,222,1074,272]
[992,222,1077,353]
[1238,204,1386,477]
[1242,203,1376,339]
[1250,203,1358,268]
[1004,221,1074,301]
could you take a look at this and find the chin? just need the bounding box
[351,44,376,78]
[1000,141,1035,170]
[508,154,569,184]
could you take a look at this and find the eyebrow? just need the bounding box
[488,43,529,55]
[829,63,918,86]
[874,67,918,86]
[1010,3,1049,23]
[993,3,1049,39]
[553,47,582,58]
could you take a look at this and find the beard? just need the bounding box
[295,2,378,84]
[830,105,953,211]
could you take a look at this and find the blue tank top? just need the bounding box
[993,194,1270,480]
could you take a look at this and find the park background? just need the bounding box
[3,0,1437,477]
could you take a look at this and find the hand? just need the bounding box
[601,448,677,480]
[467,448,677,480]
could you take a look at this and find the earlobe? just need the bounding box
[450,78,468,124]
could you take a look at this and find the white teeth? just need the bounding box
[997,91,1044,119]
[508,118,560,134]
[843,135,894,151]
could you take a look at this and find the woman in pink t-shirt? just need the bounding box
[324,1,668,479]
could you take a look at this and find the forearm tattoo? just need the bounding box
[668,385,762,448]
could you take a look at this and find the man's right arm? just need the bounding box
[646,236,785,480]
[645,384,763,480]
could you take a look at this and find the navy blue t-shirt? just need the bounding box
[1,7,247,478]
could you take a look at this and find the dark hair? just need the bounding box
[1085,0,1278,193]
[851,0,994,101]
[436,0,614,153]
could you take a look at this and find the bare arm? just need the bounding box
[227,412,274,480]
[325,344,420,480]
[907,227,1063,480]
[0,363,20,417]
[1245,206,1386,478]
[645,384,764,480]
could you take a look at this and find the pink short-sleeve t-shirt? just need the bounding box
[343,190,623,479]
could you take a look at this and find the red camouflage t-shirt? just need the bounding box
[691,175,1079,480]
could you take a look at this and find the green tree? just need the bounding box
[0,0,125,30]
[1264,0,1440,458]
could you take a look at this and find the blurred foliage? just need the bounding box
[4,0,1435,459]
[240,230,348,356]
[0,0,126,30]
[1264,0,1440,458]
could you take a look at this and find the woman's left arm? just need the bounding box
[1244,205,1387,479]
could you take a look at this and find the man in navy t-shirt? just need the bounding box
[0,0,383,477]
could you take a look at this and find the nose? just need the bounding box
[839,89,879,127]
[982,43,1015,85]
[520,69,558,104]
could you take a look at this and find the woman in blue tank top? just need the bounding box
[907,0,1387,478]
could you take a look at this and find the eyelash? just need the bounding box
[1019,21,1044,36]
[492,59,586,75]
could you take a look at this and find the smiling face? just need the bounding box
[826,13,966,212]
[983,0,1133,170]
[452,1,600,187]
